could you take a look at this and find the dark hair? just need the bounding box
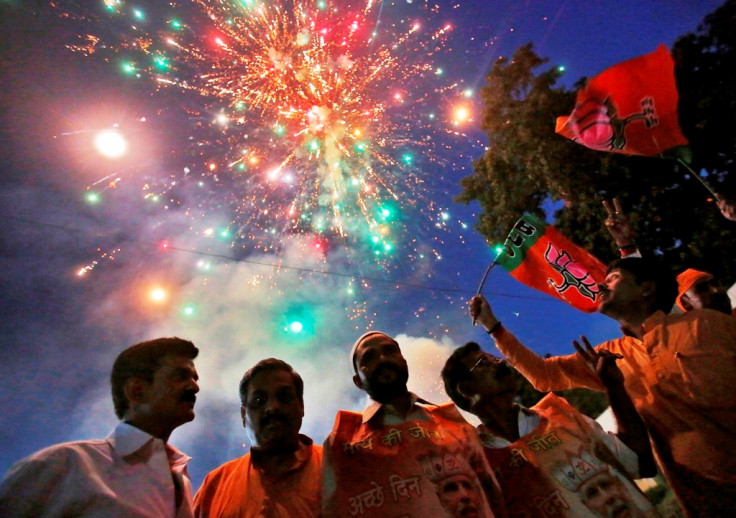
[111,337,198,419]
[607,257,677,313]
[441,342,482,412]
[239,358,304,406]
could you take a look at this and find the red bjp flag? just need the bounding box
[496,214,607,312]
[556,45,688,156]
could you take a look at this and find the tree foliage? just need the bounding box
[459,1,736,283]
[513,365,608,419]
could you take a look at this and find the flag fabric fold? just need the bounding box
[496,214,607,312]
[556,44,688,157]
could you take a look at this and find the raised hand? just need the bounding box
[716,197,736,222]
[572,335,624,387]
[602,198,636,248]
[469,295,499,331]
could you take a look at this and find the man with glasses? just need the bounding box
[442,328,659,518]
[193,358,322,518]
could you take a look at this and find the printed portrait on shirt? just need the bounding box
[550,447,652,518]
[418,446,494,518]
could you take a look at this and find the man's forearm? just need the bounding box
[492,326,604,392]
[606,381,657,478]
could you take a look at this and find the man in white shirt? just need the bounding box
[0,337,200,518]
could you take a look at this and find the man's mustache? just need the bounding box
[372,362,404,379]
[181,391,198,404]
[261,413,289,427]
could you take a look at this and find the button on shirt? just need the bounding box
[0,422,194,518]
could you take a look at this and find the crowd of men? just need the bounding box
[1,201,734,518]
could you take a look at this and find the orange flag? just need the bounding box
[556,45,688,156]
[496,214,607,312]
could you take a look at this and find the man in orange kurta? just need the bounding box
[472,257,736,517]
[442,340,660,518]
[194,359,322,518]
[322,332,505,518]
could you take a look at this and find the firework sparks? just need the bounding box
[63,0,476,268]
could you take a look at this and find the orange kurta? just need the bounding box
[193,436,322,518]
[482,393,658,518]
[493,309,736,516]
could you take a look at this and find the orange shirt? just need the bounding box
[493,309,736,515]
[193,436,322,518]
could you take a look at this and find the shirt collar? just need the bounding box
[361,392,434,424]
[617,310,668,339]
[109,422,191,468]
[109,422,157,457]
[641,310,667,334]
[477,404,539,448]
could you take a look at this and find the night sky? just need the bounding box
[0,0,724,488]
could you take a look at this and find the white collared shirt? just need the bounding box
[360,392,435,425]
[0,422,194,518]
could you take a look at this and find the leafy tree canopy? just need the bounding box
[459,0,736,283]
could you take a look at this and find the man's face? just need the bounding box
[682,276,732,314]
[242,369,304,452]
[580,471,632,518]
[461,351,515,403]
[438,474,482,518]
[597,268,645,316]
[141,354,199,430]
[352,334,409,403]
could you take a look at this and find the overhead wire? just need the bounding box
[1,213,552,301]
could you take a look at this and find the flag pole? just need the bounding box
[472,259,498,325]
[677,158,719,199]
[476,260,497,296]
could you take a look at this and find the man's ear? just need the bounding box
[240,406,247,428]
[456,381,473,403]
[681,293,694,311]
[640,280,656,299]
[124,377,149,410]
[352,374,364,390]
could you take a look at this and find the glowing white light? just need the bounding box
[150,288,167,302]
[454,107,469,124]
[94,130,127,158]
[289,321,304,333]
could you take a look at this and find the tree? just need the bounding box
[674,0,736,184]
[459,1,736,283]
[513,361,608,420]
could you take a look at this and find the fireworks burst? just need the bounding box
[64,0,478,270]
